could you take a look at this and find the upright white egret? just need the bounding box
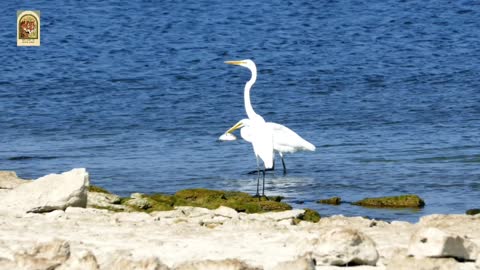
[221,119,316,174]
[225,59,273,196]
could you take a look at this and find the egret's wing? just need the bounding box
[267,122,316,153]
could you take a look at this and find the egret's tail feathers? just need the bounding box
[305,141,316,151]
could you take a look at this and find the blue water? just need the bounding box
[1,0,480,222]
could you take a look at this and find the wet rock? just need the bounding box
[272,254,315,270]
[312,228,379,266]
[316,196,341,205]
[57,250,99,270]
[13,239,70,270]
[466,209,480,215]
[408,227,478,261]
[0,168,89,213]
[175,259,261,270]
[0,171,30,189]
[353,194,425,208]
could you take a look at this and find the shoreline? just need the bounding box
[0,169,479,269]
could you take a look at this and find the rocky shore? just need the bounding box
[0,169,479,270]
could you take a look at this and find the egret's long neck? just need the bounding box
[244,65,258,120]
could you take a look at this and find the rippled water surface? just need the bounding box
[1,0,480,222]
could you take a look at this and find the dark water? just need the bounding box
[1,0,480,222]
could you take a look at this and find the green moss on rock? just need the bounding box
[317,196,341,205]
[298,208,321,223]
[353,194,425,208]
[121,194,174,212]
[172,188,291,213]
[148,193,176,206]
[88,185,111,194]
[88,186,292,214]
[466,209,480,215]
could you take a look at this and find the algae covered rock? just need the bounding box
[87,187,291,214]
[122,193,174,212]
[317,197,341,205]
[173,188,291,213]
[466,209,480,215]
[299,208,321,223]
[88,185,111,194]
[174,189,227,208]
[353,194,425,208]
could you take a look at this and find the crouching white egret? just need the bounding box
[221,119,316,174]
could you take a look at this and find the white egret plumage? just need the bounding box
[224,59,274,196]
[221,119,316,174]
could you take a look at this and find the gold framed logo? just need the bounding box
[17,10,40,46]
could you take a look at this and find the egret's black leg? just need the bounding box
[281,155,287,175]
[261,169,266,197]
[254,157,260,197]
[255,168,260,197]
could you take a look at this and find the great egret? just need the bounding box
[221,119,316,174]
[225,59,273,196]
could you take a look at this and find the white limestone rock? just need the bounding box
[87,191,125,211]
[386,254,461,270]
[57,250,99,270]
[176,206,213,218]
[408,227,479,261]
[45,209,66,221]
[12,239,70,270]
[106,253,170,270]
[247,209,304,222]
[312,228,379,266]
[175,259,261,270]
[125,197,152,210]
[213,206,238,219]
[272,254,315,270]
[112,212,152,223]
[0,171,30,189]
[0,168,89,214]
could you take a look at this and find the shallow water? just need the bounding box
[1,0,480,222]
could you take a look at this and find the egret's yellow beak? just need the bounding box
[226,121,244,134]
[225,60,245,66]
